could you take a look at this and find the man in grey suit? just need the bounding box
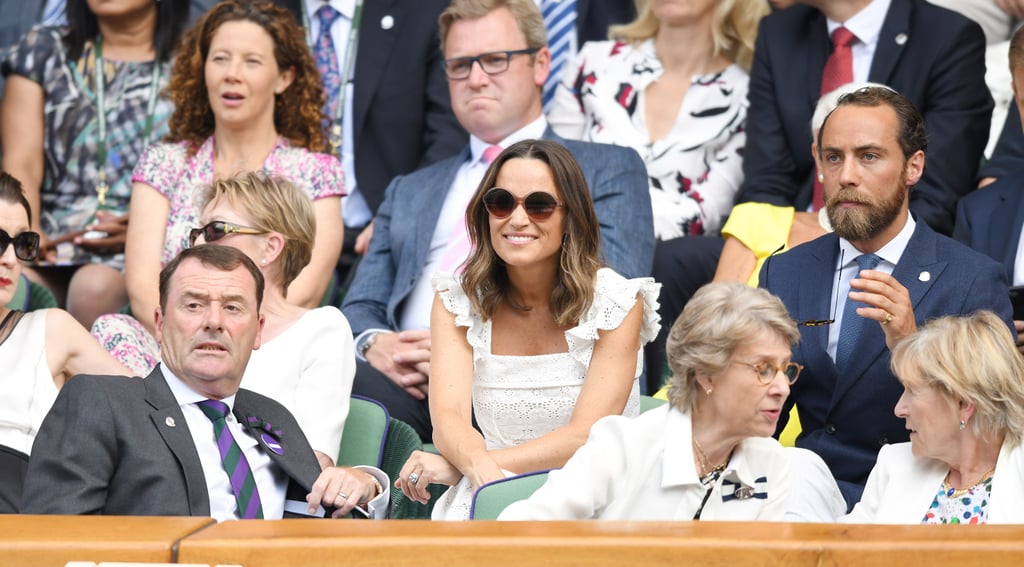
[760,87,1012,510]
[22,245,389,519]
[341,0,653,441]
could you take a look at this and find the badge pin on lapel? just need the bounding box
[919,271,930,282]
[165,416,176,427]
[261,433,284,455]
[381,15,394,30]
[895,33,908,46]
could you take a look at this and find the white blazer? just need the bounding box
[843,440,1024,524]
[499,405,845,521]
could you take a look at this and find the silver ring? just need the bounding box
[337,490,347,500]
[408,472,420,484]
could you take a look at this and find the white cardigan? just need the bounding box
[499,405,845,521]
[843,440,1024,524]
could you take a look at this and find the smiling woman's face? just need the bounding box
[0,200,30,309]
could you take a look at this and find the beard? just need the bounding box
[825,180,907,242]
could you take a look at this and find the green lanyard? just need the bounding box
[302,0,364,155]
[73,37,162,207]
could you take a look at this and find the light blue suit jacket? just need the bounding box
[760,221,1012,508]
[342,131,653,335]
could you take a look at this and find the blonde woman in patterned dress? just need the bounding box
[394,139,661,520]
[843,311,1024,524]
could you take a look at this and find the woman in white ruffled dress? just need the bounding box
[395,139,661,520]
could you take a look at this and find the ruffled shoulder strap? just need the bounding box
[565,268,662,368]
[431,272,488,351]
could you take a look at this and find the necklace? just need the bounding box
[71,37,162,208]
[692,436,728,485]
[943,465,996,498]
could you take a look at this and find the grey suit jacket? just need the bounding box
[21,367,325,517]
[341,130,654,335]
[760,221,1012,507]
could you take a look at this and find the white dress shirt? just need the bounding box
[160,364,288,521]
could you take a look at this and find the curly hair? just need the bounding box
[461,139,603,327]
[165,0,327,155]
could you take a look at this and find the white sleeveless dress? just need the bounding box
[430,268,662,520]
[0,310,58,455]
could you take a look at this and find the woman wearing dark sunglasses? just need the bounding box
[0,172,130,513]
[501,283,845,521]
[394,139,661,520]
[95,171,354,471]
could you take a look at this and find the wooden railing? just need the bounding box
[6,517,1024,567]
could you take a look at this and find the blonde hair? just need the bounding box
[195,172,315,293]
[438,0,547,55]
[666,283,799,411]
[609,0,767,70]
[891,311,1024,447]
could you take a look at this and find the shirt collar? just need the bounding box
[838,212,915,268]
[159,363,238,412]
[468,115,548,163]
[305,0,355,20]
[826,0,890,49]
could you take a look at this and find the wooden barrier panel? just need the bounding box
[0,515,215,567]
[176,520,1024,567]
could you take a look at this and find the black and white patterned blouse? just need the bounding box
[548,39,748,240]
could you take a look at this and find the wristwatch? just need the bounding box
[357,331,380,359]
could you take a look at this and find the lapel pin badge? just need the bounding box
[919,271,930,282]
[261,432,284,455]
[381,15,394,30]
[895,33,908,46]
[165,416,176,427]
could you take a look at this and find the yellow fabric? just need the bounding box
[721,202,795,287]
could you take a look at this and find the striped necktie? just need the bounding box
[197,400,264,519]
[541,0,577,112]
[42,0,67,26]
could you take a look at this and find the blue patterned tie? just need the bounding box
[542,0,577,112]
[42,0,67,26]
[197,400,264,519]
[314,4,343,119]
[835,253,882,369]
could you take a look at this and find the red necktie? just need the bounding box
[814,27,857,210]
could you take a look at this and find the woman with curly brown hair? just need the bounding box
[115,0,344,346]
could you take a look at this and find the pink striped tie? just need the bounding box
[439,146,502,274]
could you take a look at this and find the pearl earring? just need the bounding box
[958,419,966,430]
[260,258,267,265]
[817,173,824,182]
[705,388,713,396]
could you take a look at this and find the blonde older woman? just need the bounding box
[500,283,844,521]
[843,311,1024,524]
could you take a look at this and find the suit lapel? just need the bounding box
[352,0,402,143]
[995,187,1024,279]
[411,149,471,268]
[233,392,322,495]
[797,237,842,390]
[145,368,210,516]
[868,0,910,84]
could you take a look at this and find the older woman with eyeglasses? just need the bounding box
[500,282,845,521]
[842,311,1024,524]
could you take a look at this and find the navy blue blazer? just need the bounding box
[953,170,1024,283]
[761,221,1012,507]
[342,130,653,335]
[738,0,992,235]
[22,368,325,517]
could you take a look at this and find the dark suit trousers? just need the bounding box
[352,359,432,443]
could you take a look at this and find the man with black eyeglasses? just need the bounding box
[760,86,1013,512]
[341,0,652,443]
